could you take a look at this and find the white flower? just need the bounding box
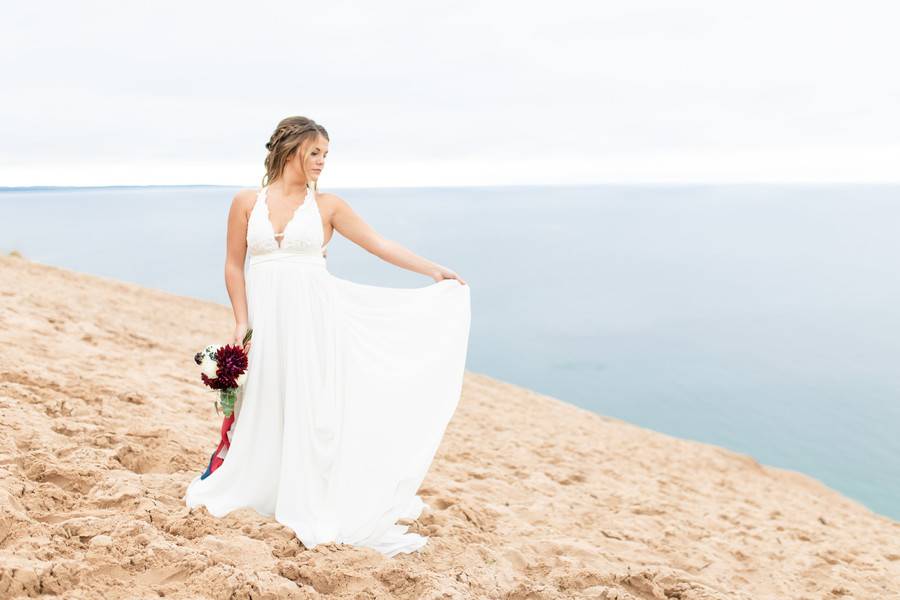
[235,372,247,387]
[199,344,221,378]
[200,358,218,378]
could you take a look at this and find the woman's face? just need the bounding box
[294,135,329,181]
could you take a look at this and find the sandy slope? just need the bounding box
[0,252,898,600]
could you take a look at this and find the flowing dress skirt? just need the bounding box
[184,252,471,557]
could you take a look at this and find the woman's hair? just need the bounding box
[262,116,329,189]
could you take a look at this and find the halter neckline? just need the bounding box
[262,185,311,242]
[257,184,330,251]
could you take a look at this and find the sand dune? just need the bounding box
[0,252,898,599]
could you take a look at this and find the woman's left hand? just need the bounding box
[431,266,467,286]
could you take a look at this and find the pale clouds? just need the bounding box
[2,0,898,186]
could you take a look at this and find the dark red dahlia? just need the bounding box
[215,344,248,383]
[200,373,237,390]
[201,372,230,390]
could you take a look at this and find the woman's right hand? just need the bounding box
[233,322,251,354]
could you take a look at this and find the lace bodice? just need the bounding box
[246,185,328,258]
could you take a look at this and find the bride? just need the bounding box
[184,116,472,558]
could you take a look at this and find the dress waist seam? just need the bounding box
[248,253,327,267]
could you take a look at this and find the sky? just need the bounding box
[2,0,898,187]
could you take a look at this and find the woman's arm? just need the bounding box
[324,193,467,285]
[224,190,253,343]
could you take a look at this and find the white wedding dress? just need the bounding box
[184,184,471,557]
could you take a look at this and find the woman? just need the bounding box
[184,116,472,558]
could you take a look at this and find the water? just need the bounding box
[2,184,898,520]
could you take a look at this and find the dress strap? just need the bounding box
[249,186,264,217]
[310,184,330,252]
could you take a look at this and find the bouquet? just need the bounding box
[193,328,252,479]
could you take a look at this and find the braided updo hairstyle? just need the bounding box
[262,116,329,189]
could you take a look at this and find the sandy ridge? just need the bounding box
[0,253,898,599]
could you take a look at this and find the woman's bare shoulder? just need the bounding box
[316,191,350,211]
[231,188,260,215]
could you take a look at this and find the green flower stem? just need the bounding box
[219,388,238,418]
